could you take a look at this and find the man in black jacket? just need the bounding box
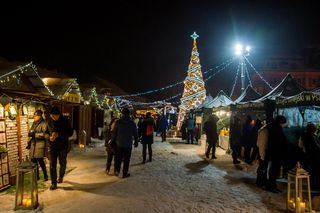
[112,108,138,178]
[48,107,73,190]
[204,114,219,159]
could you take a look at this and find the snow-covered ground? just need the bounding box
[0,137,293,213]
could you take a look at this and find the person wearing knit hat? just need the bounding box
[27,109,50,181]
[112,107,139,178]
[48,106,73,190]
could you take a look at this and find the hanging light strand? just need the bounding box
[204,58,234,82]
[244,56,273,89]
[29,63,55,96]
[113,57,234,98]
[230,62,241,97]
[244,60,253,87]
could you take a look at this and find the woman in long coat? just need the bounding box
[28,110,50,181]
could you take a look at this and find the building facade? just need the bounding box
[251,55,320,94]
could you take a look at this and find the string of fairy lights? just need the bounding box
[114,55,274,108]
[244,61,253,88]
[230,62,241,97]
[112,57,235,99]
[0,62,55,97]
[244,56,273,89]
[114,57,236,107]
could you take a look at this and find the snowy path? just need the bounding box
[0,137,286,213]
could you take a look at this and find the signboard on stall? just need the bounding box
[276,92,320,107]
[64,93,81,104]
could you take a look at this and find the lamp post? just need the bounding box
[234,44,250,94]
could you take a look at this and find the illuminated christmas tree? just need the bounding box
[177,32,206,128]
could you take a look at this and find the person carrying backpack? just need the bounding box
[140,112,156,163]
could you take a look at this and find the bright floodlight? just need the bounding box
[235,44,243,55]
[234,43,250,56]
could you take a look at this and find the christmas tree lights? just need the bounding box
[177,32,206,128]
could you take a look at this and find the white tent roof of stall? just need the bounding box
[235,85,261,103]
[197,94,214,109]
[252,73,305,102]
[203,90,233,109]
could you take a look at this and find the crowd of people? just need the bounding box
[104,109,169,178]
[28,105,320,194]
[229,114,320,193]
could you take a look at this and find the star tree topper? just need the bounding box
[190,32,199,40]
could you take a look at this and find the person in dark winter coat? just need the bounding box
[203,114,219,159]
[242,115,255,164]
[27,110,50,181]
[300,123,320,191]
[193,124,200,144]
[251,118,262,163]
[180,120,187,140]
[48,106,73,190]
[137,117,144,138]
[265,115,287,193]
[158,115,168,142]
[112,108,139,178]
[105,118,118,174]
[186,116,195,144]
[139,112,156,163]
[229,116,242,164]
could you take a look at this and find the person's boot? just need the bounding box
[122,173,130,178]
[44,175,49,181]
[50,183,57,190]
[212,155,217,159]
[233,159,241,164]
[57,177,63,183]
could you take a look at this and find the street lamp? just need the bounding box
[234,43,250,94]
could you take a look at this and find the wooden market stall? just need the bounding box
[0,61,57,186]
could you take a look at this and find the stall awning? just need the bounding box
[254,73,305,102]
[204,90,233,109]
[234,85,261,103]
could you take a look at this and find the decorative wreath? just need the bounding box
[0,145,7,153]
[4,103,17,120]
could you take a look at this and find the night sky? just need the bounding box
[1,1,320,99]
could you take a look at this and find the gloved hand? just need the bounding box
[26,141,31,149]
[28,132,35,137]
